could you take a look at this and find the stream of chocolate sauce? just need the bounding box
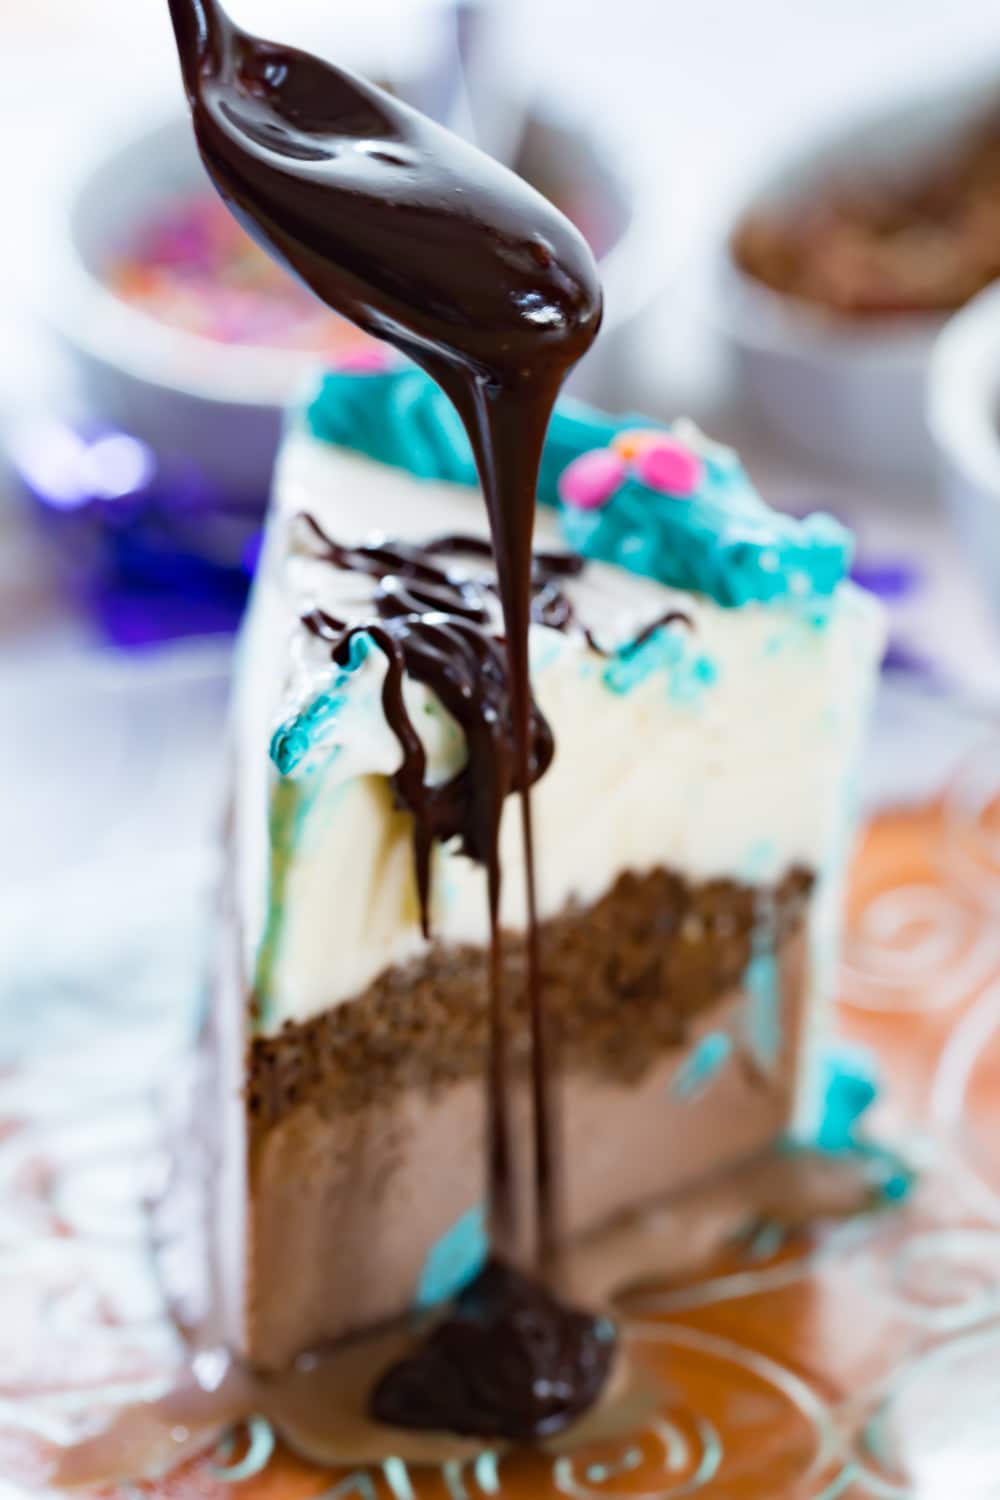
[167,0,607,1442]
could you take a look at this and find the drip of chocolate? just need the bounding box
[167,0,605,1440]
[370,1259,616,1441]
[630,608,694,649]
[583,607,694,659]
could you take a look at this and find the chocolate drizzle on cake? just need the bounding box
[296,515,697,655]
[582,606,693,659]
[297,512,585,639]
[629,608,695,650]
[168,0,611,1443]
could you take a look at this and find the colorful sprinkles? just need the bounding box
[558,448,627,510]
[634,437,703,497]
[109,191,382,358]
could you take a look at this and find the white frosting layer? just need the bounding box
[236,429,884,1036]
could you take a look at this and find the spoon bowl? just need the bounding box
[166,0,602,385]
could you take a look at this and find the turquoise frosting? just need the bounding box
[671,1033,733,1099]
[744,944,782,1073]
[560,468,851,610]
[601,624,718,702]
[808,1043,913,1204]
[415,1203,487,1309]
[303,365,852,610]
[815,1043,879,1153]
[270,633,371,776]
[307,367,479,486]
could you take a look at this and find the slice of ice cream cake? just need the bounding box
[210,364,883,1371]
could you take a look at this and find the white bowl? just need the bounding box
[46,110,673,496]
[46,117,296,495]
[716,70,1000,483]
[928,281,1000,623]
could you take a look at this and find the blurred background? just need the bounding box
[5,0,1000,1049]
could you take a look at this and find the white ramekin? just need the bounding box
[716,69,1000,483]
[928,281,1000,625]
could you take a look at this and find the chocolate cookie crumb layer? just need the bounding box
[248,864,813,1132]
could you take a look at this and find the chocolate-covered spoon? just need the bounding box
[165,0,600,389]
[167,0,609,1442]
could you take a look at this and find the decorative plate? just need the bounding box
[4,721,1000,1499]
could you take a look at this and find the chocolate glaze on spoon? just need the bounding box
[167,0,607,1441]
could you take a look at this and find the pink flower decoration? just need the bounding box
[635,439,702,497]
[334,344,393,375]
[558,448,627,510]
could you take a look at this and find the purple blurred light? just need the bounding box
[13,416,266,647]
[80,434,155,500]
[10,422,92,509]
[850,559,923,602]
